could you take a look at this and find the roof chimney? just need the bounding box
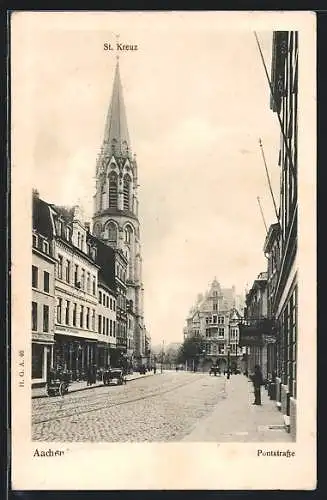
[32,188,39,198]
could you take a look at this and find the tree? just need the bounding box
[178,335,206,368]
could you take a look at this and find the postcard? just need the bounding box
[10,10,316,490]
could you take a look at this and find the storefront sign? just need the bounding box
[32,332,55,343]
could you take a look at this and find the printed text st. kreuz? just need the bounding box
[104,42,138,51]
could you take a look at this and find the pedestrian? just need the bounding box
[251,365,264,405]
[86,365,93,386]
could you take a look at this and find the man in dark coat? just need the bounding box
[251,365,264,405]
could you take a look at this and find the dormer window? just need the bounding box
[32,234,38,248]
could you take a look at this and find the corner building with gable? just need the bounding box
[92,61,146,366]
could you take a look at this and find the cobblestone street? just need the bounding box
[32,372,227,442]
[32,372,291,443]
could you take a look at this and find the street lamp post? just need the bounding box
[227,345,231,379]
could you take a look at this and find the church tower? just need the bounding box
[92,60,145,361]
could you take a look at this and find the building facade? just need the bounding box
[240,31,298,439]
[97,281,116,368]
[50,204,99,380]
[270,30,298,439]
[32,193,56,386]
[92,61,145,365]
[184,279,244,371]
[241,272,277,380]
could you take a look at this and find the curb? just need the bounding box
[32,373,155,399]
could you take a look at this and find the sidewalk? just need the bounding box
[183,374,293,442]
[32,371,154,399]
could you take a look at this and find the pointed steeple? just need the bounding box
[103,60,131,158]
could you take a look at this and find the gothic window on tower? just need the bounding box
[109,172,118,208]
[107,222,117,243]
[124,225,132,244]
[123,174,131,211]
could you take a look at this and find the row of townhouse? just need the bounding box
[32,190,135,387]
[183,278,245,371]
[239,31,298,440]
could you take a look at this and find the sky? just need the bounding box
[15,12,282,345]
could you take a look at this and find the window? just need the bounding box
[80,305,84,328]
[80,269,85,289]
[32,344,44,379]
[218,328,225,337]
[32,234,38,248]
[106,296,109,308]
[110,298,113,310]
[110,319,112,336]
[213,303,218,311]
[218,344,225,354]
[123,174,131,211]
[113,321,116,337]
[109,172,118,208]
[77,232,81,248]
[125,226,132,244]
[43,305,49,332]
[218,316,225,325]
[92,276,96,295]
[87,273,90,293]
[65,301,70,325]
[57,298,62,323]
[86,308,90,329]
[205,329,211,338]
[72,303,77,326]
[32,302,37,331]
[99,291,102,303]
[213,315,217,324]
[32,266,38,288]
[43,241,49,254]
[92,309,95,331]
[102,316,105,335]
[65,260,71,283]
[113,300,116,311]
[57,255,63,279]
[106,318,109,336]
[107,222,117,243]
[74,264,79,286]
[43,271,50,293]
[98,315,102,334]
[81,235,84,250]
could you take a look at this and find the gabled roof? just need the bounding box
[32,193,53,239]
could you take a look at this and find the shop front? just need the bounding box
[53,332,98,381]
[32,332,54,387]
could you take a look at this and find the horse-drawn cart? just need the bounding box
[46,370,70,396]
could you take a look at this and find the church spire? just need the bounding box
[103,59,131,158]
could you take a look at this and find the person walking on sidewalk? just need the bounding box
[251,365,264,405]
